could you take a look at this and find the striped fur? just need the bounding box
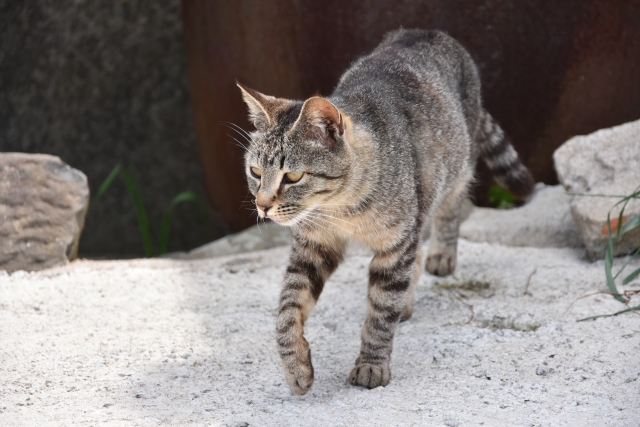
[276,234,345,394]
[238,29,534,394]
[477,110,535,198]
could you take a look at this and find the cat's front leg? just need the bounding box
[277,234,344,395]
[350,234,419,389]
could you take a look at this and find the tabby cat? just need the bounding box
[237,29,533,395]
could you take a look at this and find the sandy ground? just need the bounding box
[1,240,639,426]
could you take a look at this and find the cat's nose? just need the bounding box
[257,204,272,215]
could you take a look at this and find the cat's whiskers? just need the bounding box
[226,133,249,152]
[220,121,254,145]
[296,217,332,247]
[311,200,387,238]
[304,212,352,237]
[299,214,335,237]
[255,216,267,239]
[308,209,354,229]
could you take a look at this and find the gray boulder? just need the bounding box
[0,153,89,272]
[172,221,291,259]
[460,184,583,249]
[553,119,640,260]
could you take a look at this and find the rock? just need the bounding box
[460,185,583,249]
[0,153,89,273]
[172,221,291,259]
[554,119,640,260]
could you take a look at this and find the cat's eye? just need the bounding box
[284,171,304,184]
[250,166,262,179]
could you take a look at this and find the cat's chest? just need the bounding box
[320,209,407,252]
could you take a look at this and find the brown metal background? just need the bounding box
[182,0,640,232]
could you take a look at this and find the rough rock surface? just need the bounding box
[171,222,291,259]
[554,119,640,260]
[0,153,89,273]
[460,185,583,249]
[1,240,639,426]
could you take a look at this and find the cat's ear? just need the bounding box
[289,97,344,149]
[237,82,287,131]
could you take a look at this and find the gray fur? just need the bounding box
[237,29,533,395]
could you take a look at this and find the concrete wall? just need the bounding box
[0,0,229,257]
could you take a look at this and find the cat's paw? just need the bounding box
[426,250,457,276]
[349,362,391,389]
[282,348,314,395]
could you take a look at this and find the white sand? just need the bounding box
[1,240,639,426]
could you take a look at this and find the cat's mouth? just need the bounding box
[260,204,304,227]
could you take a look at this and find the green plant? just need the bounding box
[572,185,640,322]
[92,165,198,257]
[488,184,516,209]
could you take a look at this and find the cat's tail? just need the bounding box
[476,109,535,198]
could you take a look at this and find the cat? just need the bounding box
[236,29,533,395]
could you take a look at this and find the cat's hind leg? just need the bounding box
[426,178,469,276]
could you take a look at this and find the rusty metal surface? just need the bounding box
[183,0,640,230]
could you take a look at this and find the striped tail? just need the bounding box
[477,109,535,198]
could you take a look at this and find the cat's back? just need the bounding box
[332,29,480,133]
[335,29,475,96]
[375,28,469,65]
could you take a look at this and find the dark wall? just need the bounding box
[0,1,229,257]
[184,0,640,231]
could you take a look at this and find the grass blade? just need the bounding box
[158,191,198,255]
[615,201,627,238]
[92,165,122,204]
[605,213,626,302]
[168,191,198,208]
[613,246,640,280]
[578,304,640,322]
[622,267,640,285]
[121,168,155,258]
[573,186,640,321]
[618,214,640,237]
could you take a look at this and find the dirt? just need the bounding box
[1,240,639,426]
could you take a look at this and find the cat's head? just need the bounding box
[237,83,351,226]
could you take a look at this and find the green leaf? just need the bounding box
[92,165,122,205]
[121,168,155,258]
[488,184,516,209]
[611,184,640,238]
[169,191,198,209]
[604,214,626,303]
[577,304,640,322]
[613,246,640,280]
[622,267,640,285]
[615,203,627,238]
[157,191,199,255]
[618,214,640,237]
